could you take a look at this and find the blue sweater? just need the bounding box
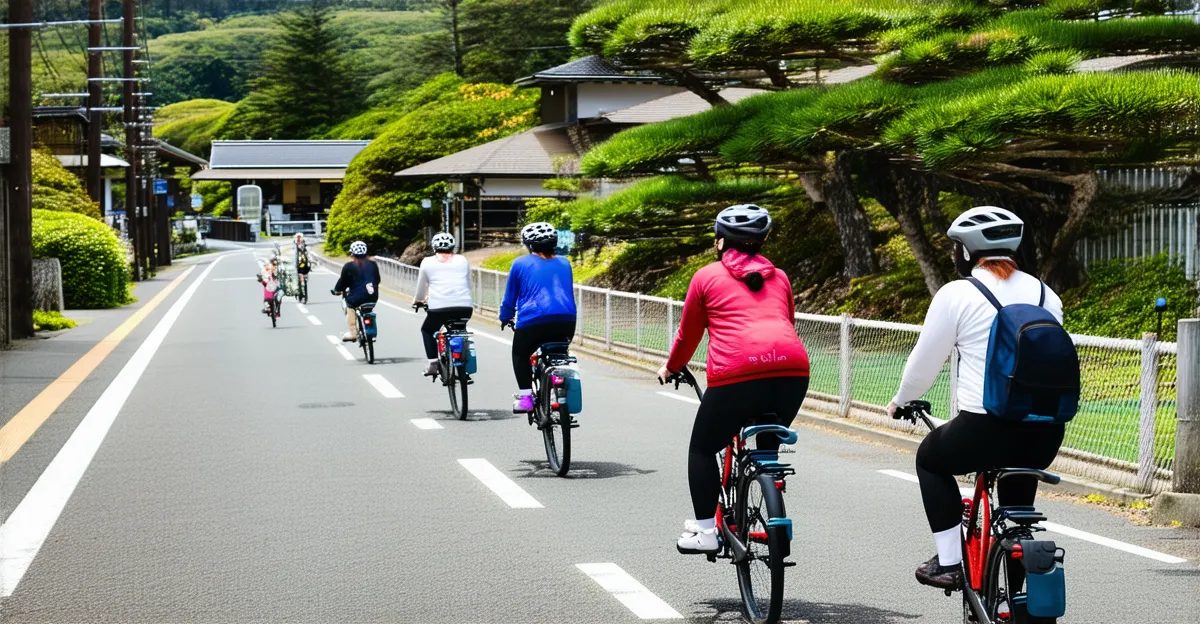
[500,254,577,328]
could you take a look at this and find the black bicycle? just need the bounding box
[415,302,474,420]
[666,368,797,624]
[262,290,281,327]
[895,401,1066,624]
[333,289,376,364]
[504,321,580,476]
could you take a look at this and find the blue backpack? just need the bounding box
[969,278,1080,424]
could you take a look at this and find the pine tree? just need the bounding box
[242,2,364,139]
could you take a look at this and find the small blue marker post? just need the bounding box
[1155,297,1168,336]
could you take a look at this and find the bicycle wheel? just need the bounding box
[541,400,571,476]
[735,471,786,624]
[446,362,469,420]
[980,539,1056,624]
[270,300,277,327]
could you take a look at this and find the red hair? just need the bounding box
[978,257,1018,279]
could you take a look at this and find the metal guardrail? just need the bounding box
[312,250,1182,495]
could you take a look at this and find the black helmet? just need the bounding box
[715,204,771,241]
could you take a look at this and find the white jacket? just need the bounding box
[893,267,1063,415]
[415,254,473,310]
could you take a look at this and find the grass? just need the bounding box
[32,310,76,332]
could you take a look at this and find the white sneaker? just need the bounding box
[677,519,720,554]
[423,361,439,376]
[342,332,355,342]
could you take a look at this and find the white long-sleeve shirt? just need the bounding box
[892,268,1063,414]
[414,254,473,310]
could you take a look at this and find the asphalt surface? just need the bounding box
[1,248,1197,623]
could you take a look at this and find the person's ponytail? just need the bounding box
[744,272,764,292]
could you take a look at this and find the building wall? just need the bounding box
[479,178,563,197]
[575,83,686,119]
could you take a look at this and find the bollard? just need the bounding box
[839,314,852,418]
[605,290,612,350]
[1137,332,1159,493]
[667,301,675,351]
[635,295,642,358]
[1174,319,1200,493]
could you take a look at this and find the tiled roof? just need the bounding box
[516,55,664,86]
[394,125,578,179]
[208,140,370,169]
[602,87,767,124]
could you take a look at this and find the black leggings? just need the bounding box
[916,411,1065,532]
[511,321,576,390]
[688,376,809,520]
[420,307,473,359]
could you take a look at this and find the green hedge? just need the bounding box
[32,209,131,309]
[32,150,100,219]
[1062,253,1199,342]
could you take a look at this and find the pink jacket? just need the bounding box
[666,249,810,387]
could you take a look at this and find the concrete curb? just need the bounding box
[1151,492,1200,527]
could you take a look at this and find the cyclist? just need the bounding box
[414,232,474,377]
[295,233,311,292]
[656,204,810,554]
[887,206,1065,590]
[258,258,282,318]
[333,241,381,342]
[500,222,576,413]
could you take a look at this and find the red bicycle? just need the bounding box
[666,368,797,624]
[895,401,1067,624]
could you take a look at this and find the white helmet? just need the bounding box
[431,232,456,252]
[349,241,368,257]
[947,206,1023,256]
[521,222,558,246]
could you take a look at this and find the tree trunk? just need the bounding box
[661,68,728,107]
[802,153,878,278]
[862,158,948,295]
[923,179,950,234]
[762,62,791,88]
[1040,173,1097,292]
[447,0,465,77]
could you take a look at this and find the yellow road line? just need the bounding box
[0,267,196,462]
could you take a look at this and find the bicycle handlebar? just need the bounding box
[412,301,428,312]
[500,320,514,331]
[661,367,703,401]
[894,400,937,432]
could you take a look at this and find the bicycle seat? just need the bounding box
[995,506,1048,525]
[994,468,1060,485]
[538,342,571,356]
[444,320,470,333]
[741,424,798,446]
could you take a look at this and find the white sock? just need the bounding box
[428,359,437,363]
[695,518,716,531]
[934,526,963,567]
[518,389,533,397]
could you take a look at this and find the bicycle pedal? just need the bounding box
[782,561,797,568]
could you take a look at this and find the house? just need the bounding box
[394,56,694,248]
[191,140,369,232]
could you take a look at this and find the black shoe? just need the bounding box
[915,555,963,590]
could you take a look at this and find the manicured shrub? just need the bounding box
[32,209,131,309]
[33,310,77,332]
[32,150,100,219]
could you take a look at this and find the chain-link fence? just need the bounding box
[313,251,1183,494]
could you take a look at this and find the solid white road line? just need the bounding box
[410,418,444,430]
[876,469,1186,563]
[211,276,254,282]
[457,458,543,509]
[375,300,417,315]
[470,327,513,346]
[0,257,222,597]
[306,315,322,326]
[336,345,355,361]
[297,303,309,314]
[575,563,683,620]
[656,391,700,405]
[363,374,404,398]
[1042,522,1186,564]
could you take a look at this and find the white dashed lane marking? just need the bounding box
[457,459,542,509]
[306,315,322,326]
[575,563,683,619]
[363,374,404,398]
[410,418,443,430]
[656,391,700,405]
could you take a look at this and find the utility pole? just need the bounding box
[8,0,34,339]
[87,0,103,206]
[123,0,140,280]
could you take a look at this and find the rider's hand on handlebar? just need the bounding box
[500,319,514,331]
[656,365,671,385]
[887,402,898,420]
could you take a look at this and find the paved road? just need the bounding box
[1,249,1197,623]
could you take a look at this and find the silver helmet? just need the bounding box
[715,204,772,241]
[947,206,1023,257]
[431,232,456,252]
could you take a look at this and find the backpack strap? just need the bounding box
[967,277,1003,312]
[1038,281,1046,307]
